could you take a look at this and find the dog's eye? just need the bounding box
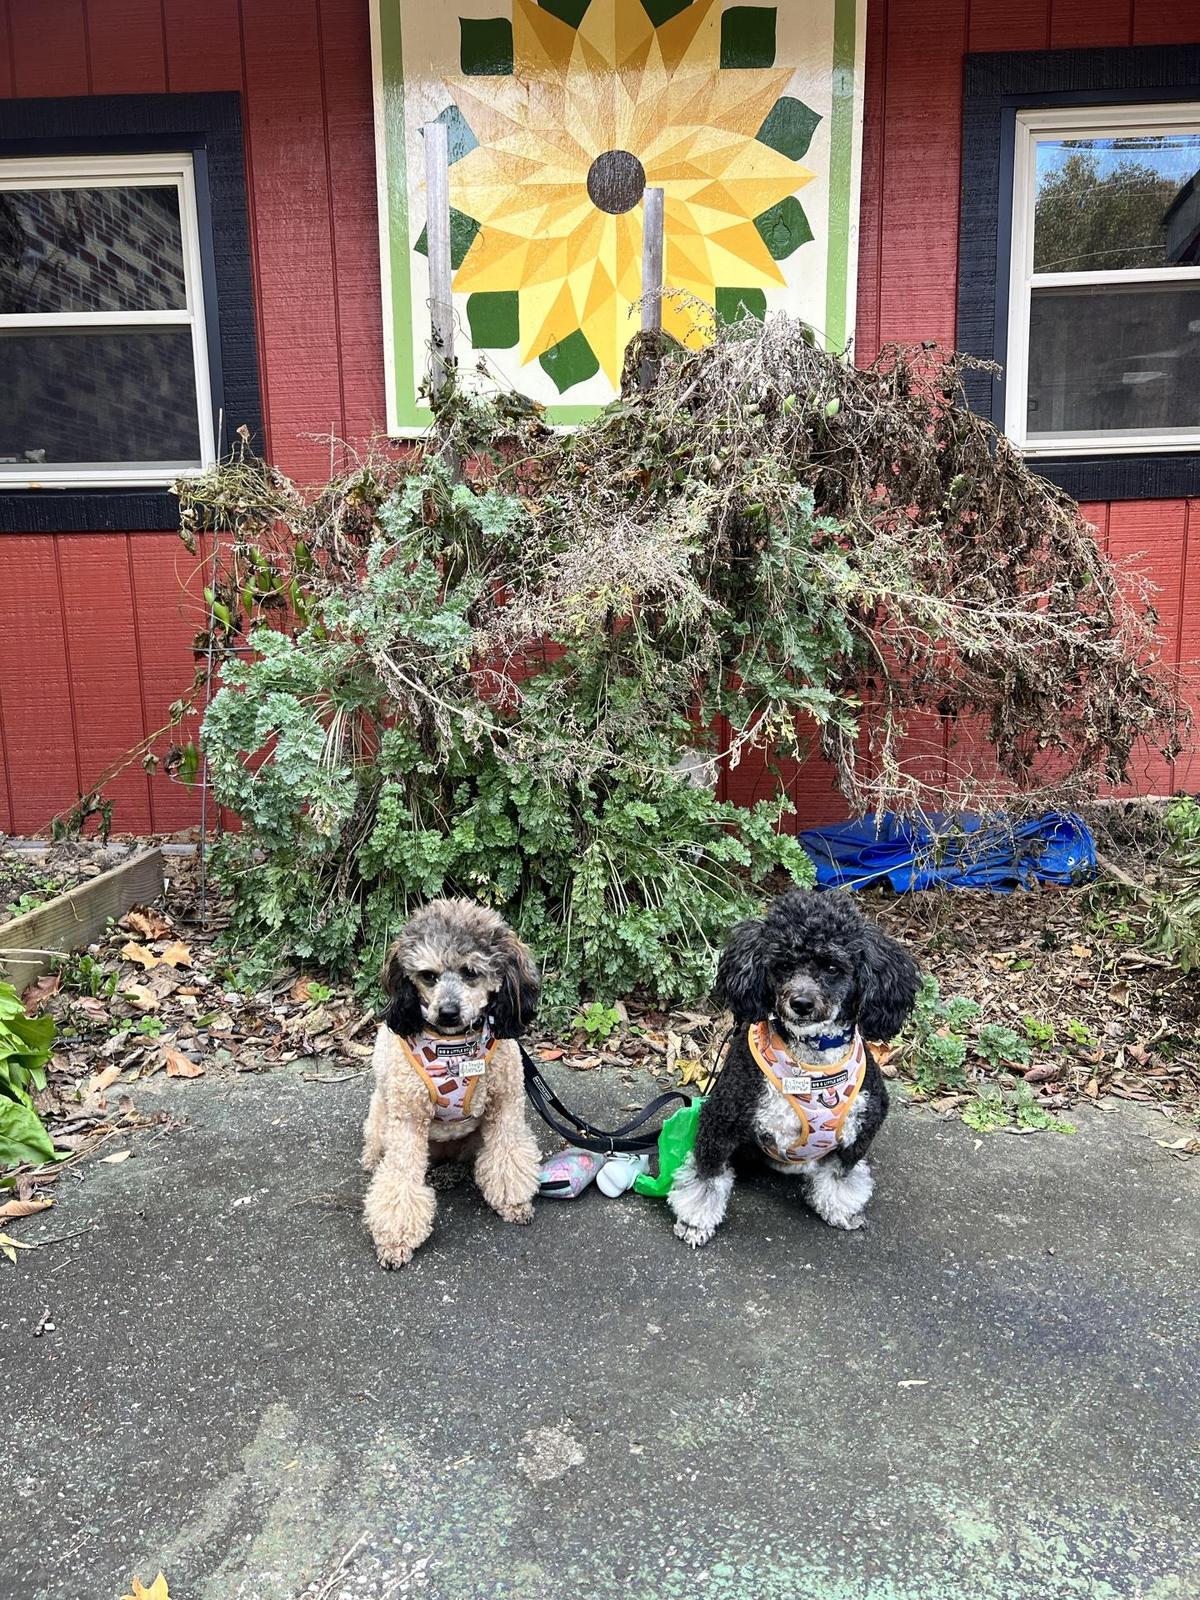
[415,969,436,986]
[461,965,480,982]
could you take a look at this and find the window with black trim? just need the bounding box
[0,92,261,533]
[958,46,1200,502]
[1,153,216,488]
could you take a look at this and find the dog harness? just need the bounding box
[400,1025,497,1122]
[748,1021,867,1165]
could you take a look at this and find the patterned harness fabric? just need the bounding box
[400,1025,497,1121]
[747,1021,867,1165]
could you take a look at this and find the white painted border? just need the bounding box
[0,152,216,489]
[1006,102,1200,458]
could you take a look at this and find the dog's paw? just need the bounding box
[673,1219,715,1249]
[830,1212,866,1232]
[496,1200,534,1225]
[375,1241,416,1269]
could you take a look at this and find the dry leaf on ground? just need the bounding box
[121,1576,170,1600]
[21,973,60,1012]
[123,907,173,940]
[0,1231,36,1263]
[162,1047,204,1079]
[121,942,160,969]
[99,1149,133,1165]
[159,942,192,969]
[88,1064,123,1096]
[121,983,160,1012]
[0,1197,53,1222]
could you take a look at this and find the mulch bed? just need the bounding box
[7,844,1198,1207]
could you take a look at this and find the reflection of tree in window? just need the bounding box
[1034,151,1183,272]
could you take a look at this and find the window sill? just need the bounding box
[0,488,183,533]
[1015,450,1200,502]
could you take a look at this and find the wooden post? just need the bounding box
[639,185,664,390]
[640,186,664,333]
[424,119,454,402]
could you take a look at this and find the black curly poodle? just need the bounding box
[669,889,920,1248]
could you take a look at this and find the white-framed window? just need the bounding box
[0,152,216,489]
[1006,104,1200,458]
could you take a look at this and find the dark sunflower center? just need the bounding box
[586,149,647,215]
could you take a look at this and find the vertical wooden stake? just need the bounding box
[424,119,454,403]
[639,185,664,390]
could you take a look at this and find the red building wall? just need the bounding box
[0,0,1196,836]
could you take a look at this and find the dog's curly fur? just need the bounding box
[361,898,542,1268]
[669,889,920,1248]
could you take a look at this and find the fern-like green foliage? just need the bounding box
[200,459,815,1012]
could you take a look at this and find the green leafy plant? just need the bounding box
[1022,1015,1056,1049]
[964,1081,1074,1135]
[901,976,981,1094]
[181,320,1181,1009]
[1065,1018,1098,1052]
[571,1001,622,1043]
[0,980,58,1168]
[975,1023,1031,1070]
[54,952,119,1002]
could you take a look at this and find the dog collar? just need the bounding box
[769,1018,853,1055]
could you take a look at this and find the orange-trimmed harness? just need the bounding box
[400,1025,497,1122]
[748,1021,867,1165]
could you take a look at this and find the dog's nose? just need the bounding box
[789,995,815,1018]
[436,1002,461,1026]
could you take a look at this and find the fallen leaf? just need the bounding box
[675,1057,707,1088]
[1108,983,1130,1009]
[162,1047,204,1079]
[121,1575,171,1600]
[88,1064,123,1096]
[121,941,160,969]
[538,1047,565,1061]
[1070,944,1093,959]
[73,996,111,1024]
[21,972,61,1012]
[0,1231,36,1263]
[159,941,192,969]
[1023,1064,1060,1084]
[0,1197,53,1222]
[99,1149,133,1164]
[121,983,160,1013]
[123,907,173,940]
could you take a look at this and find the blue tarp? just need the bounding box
[797,812,1097,894]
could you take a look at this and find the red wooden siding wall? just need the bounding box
[0,0,1196,836]
[0,0,385,834]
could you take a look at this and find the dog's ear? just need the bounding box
[381,941,423,1037]
[489,932,540,1038]
[714,916,771,1021]
[855,924,920,1041]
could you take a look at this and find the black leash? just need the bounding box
[519,1043,690,1155]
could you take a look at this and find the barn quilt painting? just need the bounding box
[371,0,865,430]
